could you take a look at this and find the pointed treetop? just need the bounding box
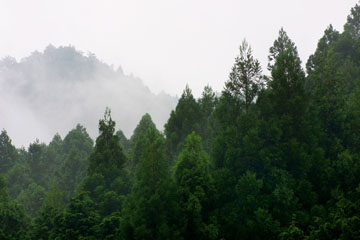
[99,107,115,141]
[199,85,217,113]
[344,3,360,38]
[131,113,157,143]
[182,85,195,99]
[0,129,17,174]
[225,39,264,108]
[88,107,126,177]
[201,85,215,98]
[268,28,298,70]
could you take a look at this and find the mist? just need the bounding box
[0,45,177,147]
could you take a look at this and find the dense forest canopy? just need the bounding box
[1,3,360,240]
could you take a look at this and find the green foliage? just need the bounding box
[226,39,264,110]
[165,86,202,157]
[88,108,127,185]
[26,140,47,187]
[175,132,217,240]
[268,28,307,121]
[344,4,360,39]
[16,183,46,217]
[99,213,123,240]
[0,175,8,203]
[122,126,179,240]
[306,25,340,75]
[279,215,304,240]
[0,130,17,174]
[116,130,131,154]
[63,124,93,159]
[31,206,63,240]
[43,183,65,210]
[1,4,360,239]
[0,202,29,240]
[57,124,93,202]
[60,193,101,239]
[307,188,360,240]
[5,163,31,200]
[60,148,88,202]
[198,85,218,153]
[81,108,130,217]
[129,113,157,171]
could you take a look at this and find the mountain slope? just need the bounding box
[0,45,177,146]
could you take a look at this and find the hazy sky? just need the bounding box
[0,0,358,97]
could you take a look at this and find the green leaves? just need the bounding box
[0,130,17,174]
[175,132,217,240]
[88,108,127,183]
[121,120,175,240]
[165,86,202,157]
[0,175,8,203]
[130,113,158,171]
[1,4,360,239]
[344,4,360,39]
[0,202,29,240]
[226,39,264,110]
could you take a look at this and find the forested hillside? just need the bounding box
[1,4,360,240]
[0,45,177,146]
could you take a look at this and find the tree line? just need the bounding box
[1,3,360,239]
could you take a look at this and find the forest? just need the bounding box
[1,4,360,240]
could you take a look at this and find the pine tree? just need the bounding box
[268,28,307,121]
[129,113,157,171]
[88,108,126,184]
[82,108,130,216]
[0,130,17,174]
[198,85,218,153]
[165,86,201,158]
[344,3,360,39]
[122,127,178,240]
[225,39,264,111]
[0,175,8,203]
[175,132,217,240]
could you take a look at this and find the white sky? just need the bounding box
[0,0,358,97]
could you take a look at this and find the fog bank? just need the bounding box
[0,45,177,147]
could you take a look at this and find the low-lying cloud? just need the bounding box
[0,45,177,147]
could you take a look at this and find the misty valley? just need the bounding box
[2,3,360,240]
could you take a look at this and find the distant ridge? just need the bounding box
[0,45,178,146]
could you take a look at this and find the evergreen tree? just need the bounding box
[82,108,130,216]
[175,132,217,240]
[63,124,93,160]
[5,163,31,200]
[306,25,340,76]
[16,183,46,217]
[198,85,218,153]
[31,206,63,240]
[266,29,311,176]
[165,86,201,158]
[0,175,8,203]
[0,202,29,240]
[344,3,360,39]
[26,140,47,187]
[122,127,178,240]
[129,113,157,171]
[87,108,126,185]
[59,193,101,239]
[116,130,131,155]
[60,148,88,202]
[268,28,307,121]
[225,39,264,111]
[0,130,17,174]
